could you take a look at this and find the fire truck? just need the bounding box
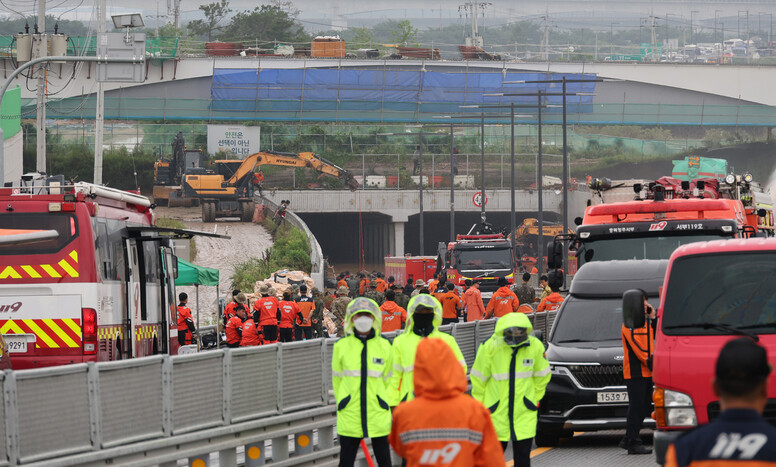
[574,173,774,269]
[438,232,515,300]
[384,255,437,286]
[0,176,221,369]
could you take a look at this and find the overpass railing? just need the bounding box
[1,314,556,466]
[257,196,325,289]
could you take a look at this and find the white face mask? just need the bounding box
[353,315,374,333]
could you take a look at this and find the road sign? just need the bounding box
[472,191,488,207]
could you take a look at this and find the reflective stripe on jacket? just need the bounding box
[254,296,279,326]
[622,321,654,379]
[471,313,551,442]
[485,287,519,318]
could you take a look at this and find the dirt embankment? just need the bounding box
[155,206,273,324]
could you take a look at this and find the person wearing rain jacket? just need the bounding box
[331,297,394,467]
[389,337,505,467]
[389,294,466,407]
[471,312,551,467]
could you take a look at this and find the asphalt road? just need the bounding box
[516,429,657,467]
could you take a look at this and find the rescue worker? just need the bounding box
[537,283,564,312]
[365,280,384,305]
[431,279,447,301]
[337,274,348,289]
[410,279,425,297]
[537,275,551,302]
[665,338,776,466]
[222,289,242,326]
[386,275,396,291]
[427,272,440,293]
[463,279,486,322]
[253,169,264,196]
[239,305,262,347]
[379,290,407,333]
[412,145,421,175]
[295,284,315,340]
[254,285,279,344]
[390,294,466,406]
[311,287,325,338]
[389,338,505,467]
[177,293,195,346]
[471,312,551,467]
[358,273,370,296]
[392,284,410,310]
[485,277,519,319]
[621,290,655,455]
[439,282,462,326]
[403,279,415,297]
[331,286,352,337]
[225,300,245,348]
[517,303,534,314]
[278,291,299,342]
[347,273,360,298]
[513,273,536,306]
[375,273,388,293]
[332,298,393,467]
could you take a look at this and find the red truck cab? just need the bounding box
[641,238,776,464]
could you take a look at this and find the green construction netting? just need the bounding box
[175,258,219,286]
[0,36,178,58]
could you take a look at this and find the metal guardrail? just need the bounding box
[257,196,325,290]
[1,315,557,466]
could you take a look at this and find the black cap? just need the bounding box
[498,277,508,287]
[522,272,531,282]
[716,338,771,397]
[464,279,472,286]
[300,285,307,292]
[232,289,241,296]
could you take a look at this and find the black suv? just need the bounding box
[535,260,666,446]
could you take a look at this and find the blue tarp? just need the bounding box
[211,68,596,121]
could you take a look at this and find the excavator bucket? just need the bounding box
[345,174,360,191]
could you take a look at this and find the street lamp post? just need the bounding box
[450,123,455,243]
[419,129,424,255]
[510,102,515,256]
[536,90,544,275]
[480,113,486,223]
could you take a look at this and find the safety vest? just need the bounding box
[240,319,262,346]
[471,313,551,442]
[296,296,315,327]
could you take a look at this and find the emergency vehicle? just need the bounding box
[0,177,220,369]
[623,238,776,464]
[438,233,514,300]
[384,255,437,286]
[574,174,774,269]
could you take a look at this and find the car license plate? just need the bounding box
[597,391,628,403]
[481,292,493,299]
[4,335,27,353]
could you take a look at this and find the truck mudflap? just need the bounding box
[0,295,83,365]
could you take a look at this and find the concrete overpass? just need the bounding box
[263,189,590,264]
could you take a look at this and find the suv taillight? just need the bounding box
[82,308,97,355]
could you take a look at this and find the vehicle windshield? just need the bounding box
[552,296,659,346]
[0,213,77,255]
[456,248,512,270]
[578,234,725,266]
[662,253,776,335]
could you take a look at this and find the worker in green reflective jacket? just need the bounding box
[331,297,393,467]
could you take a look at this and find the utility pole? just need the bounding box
[450,123,455,243]
[610,22,619,57]
[651,15,659,61]
[542,13,550,60]
[480,114,485,222]
[537,90,544,275]
[419,130,424,255]
[94,0,106,185]
[459,1,490,47]
[36,0,47,173]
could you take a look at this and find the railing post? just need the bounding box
[219,448,238,466]
[222,349,232,424]
[87,362,103,449]
[3,370,19,465]
[271,435,289,461]
[318,425,334,450]
[244,441,265,466]
[276,344,284,413]
[161,355,174,436]
[320,339,328,405]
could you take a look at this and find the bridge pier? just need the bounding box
[391,216,407,257]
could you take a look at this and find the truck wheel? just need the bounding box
[202,202,215,222]
[240,201,254,222]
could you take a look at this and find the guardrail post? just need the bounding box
[244,441,265,466]
[318,425,334,450]
[219,448,237,466]
[276,344,284,413]
[320,339,328,404]
[3,370,19,465]
[222,349,232,424]
[161,355,173,436]
[295,430,314,456]
[271,435,289,461]
[86,362,103,449]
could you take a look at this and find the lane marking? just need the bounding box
[505,446,554,466]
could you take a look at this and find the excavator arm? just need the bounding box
[227,151,360,190]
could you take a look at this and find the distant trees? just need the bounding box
[0,15,87,36]
[391,19,418,46]
[187,0,232,41]
[218,5,309,44]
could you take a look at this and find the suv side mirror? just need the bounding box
[622,289,646,329]
[547,241,564,269]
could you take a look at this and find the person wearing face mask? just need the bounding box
[389,294,466,407]
[471,313,550,467]
[331,298,394,467]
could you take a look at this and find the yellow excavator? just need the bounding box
[182,151,360,222]
[508,218,574,271]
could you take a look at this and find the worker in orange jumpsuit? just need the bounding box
[176,292,195,346]
[517,303,534,314]
[278,291,300,342]
[431,279,448,301]
[463,280,486,322]
[375,273,388,293]
[537,284,564,312]
[358,273,369,296]
[427,272,440,293]
[484,277,519,319]
[389,337,505,466]
[253,169,264,196]
[295,285,315,340]
[222,289,242,326]
[379,289,407,333]
[439,282,462,326]
[225,304,244,348]
[254,285,279,344]
[337,274,348,289]
[239,305,262,347]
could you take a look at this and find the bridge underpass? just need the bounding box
[266,189,588,266]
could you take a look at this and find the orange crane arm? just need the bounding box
[226,151,360,189]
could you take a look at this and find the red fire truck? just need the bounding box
[438,233,515,300]
[0,179,219,369]
[384,255,437,286]
[574,174,773,268]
